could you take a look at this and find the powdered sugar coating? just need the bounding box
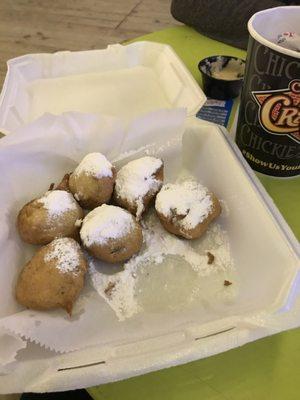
[80,204,135,246]
[74,153,113,179]
[44,238,81,274]
[37,190,78,218]
[115,156,163,215]
[155,181,213,229]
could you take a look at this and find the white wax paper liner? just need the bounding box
[0,327,27,372]
[0,108,186,361]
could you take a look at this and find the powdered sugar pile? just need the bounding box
[127,213,230,276]
[44,238,81,274]
[80,204,135,246]
[37,190,78,218]
[115,156,163,218]
[89,260,139,320]
[89,210,234,320]
[155,181,213,229]
[73,153,113,178]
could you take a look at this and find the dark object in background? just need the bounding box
[171,0,300,49]
[21,390,92,400]
[198,55,245,100]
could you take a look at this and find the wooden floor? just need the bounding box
[0,0,180,86]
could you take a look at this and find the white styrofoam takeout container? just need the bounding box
[0,41,299,392]
[0,115,299,393]
[0,41,206,135]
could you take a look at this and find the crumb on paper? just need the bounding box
[207,251,215,264]
[104,282,116,298]
[224,280,232,286]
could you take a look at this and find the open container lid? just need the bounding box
[0,41,206,134]
[0,112,299,393]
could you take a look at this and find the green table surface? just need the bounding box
[88,26,300,400]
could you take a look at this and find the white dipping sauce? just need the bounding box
[210,58,245,81]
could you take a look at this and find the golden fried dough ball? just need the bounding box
[155,181,221,239]
[17,190,83,245]
[69,153,116,209]
[80,204,143,263]
[15,238,87,314]
[114,156,163,219]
